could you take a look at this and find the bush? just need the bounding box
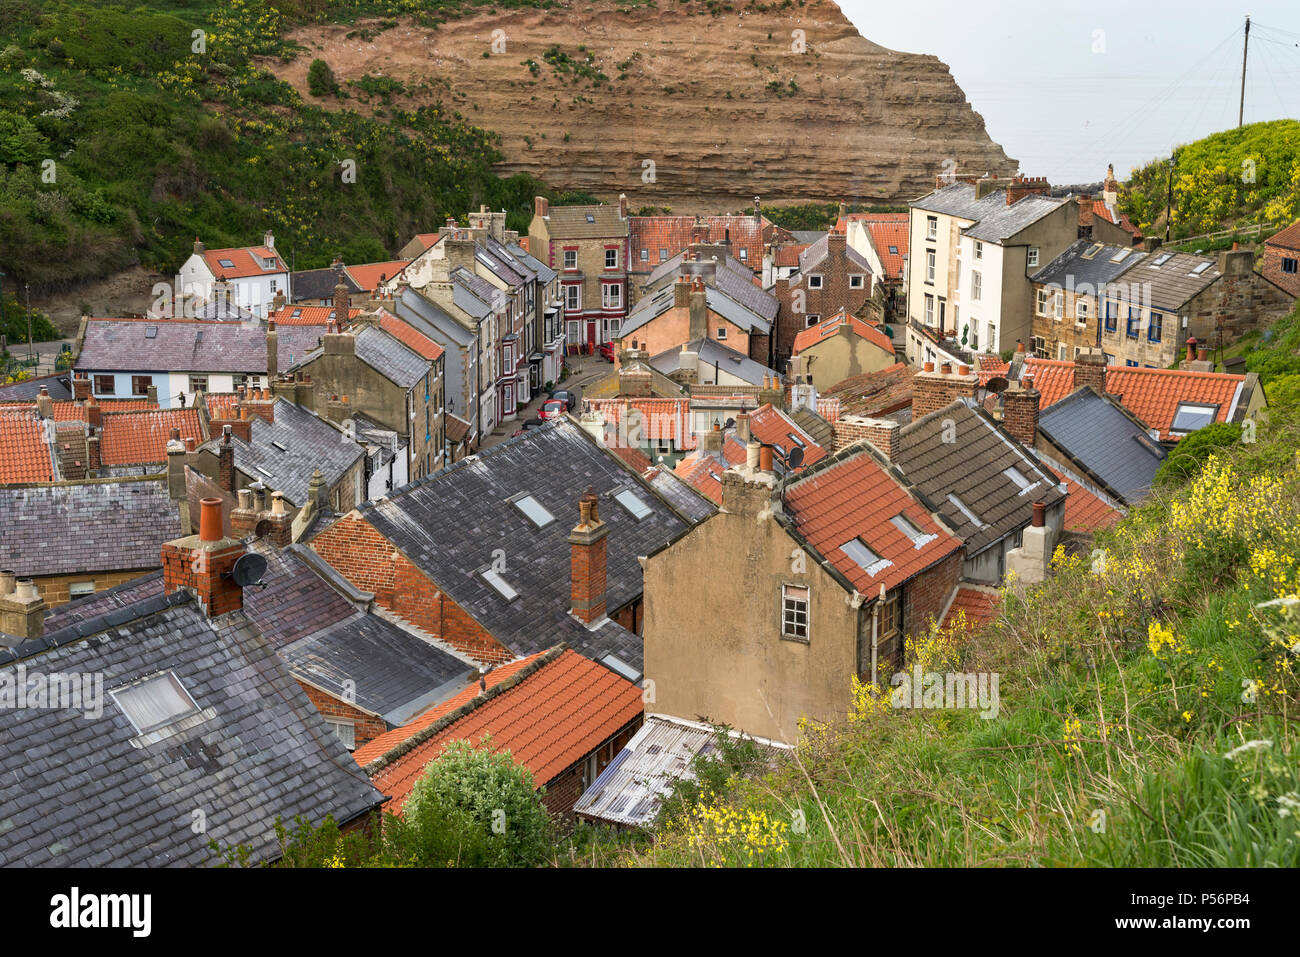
[401,738,552,867]
[1155,421,1242,487]
[307,59,338,97]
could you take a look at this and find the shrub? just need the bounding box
[1155,421,1242,487]
[307,59,338,97]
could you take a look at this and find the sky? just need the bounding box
[837,0,1300,185]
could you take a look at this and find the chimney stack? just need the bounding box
[85,395,102,430]
[218,425,236,493]
[72,375,92,402]
[0,576,47,644]
[167,434,187,501]
[1072,347,1107,395]
[267,319,279,379]
[194,236,205,256]
[568,489,609,624]
[146,383,158,406]
[688,277,707,341]
[911,363,979,419]
[735,412,751,444]
[702,422,723,452]
[674,274,691,309]
[161,498,248,617]
[534,195,549,218]
[36,386,53,420]
[1001,381,1040,449]
[619,193,628,219]
[87,428,101,474]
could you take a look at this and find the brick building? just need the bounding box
[772,231,876,367]
[1261,221,1300,298]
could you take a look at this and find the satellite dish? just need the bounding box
[787,446,805,469]
[228,552,268,589]
[985,376,1009,394]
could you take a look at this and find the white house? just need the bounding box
[177,231,290,319]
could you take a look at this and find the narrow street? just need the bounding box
[475,352,614,451]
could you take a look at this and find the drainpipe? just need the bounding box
[870,583,886,687]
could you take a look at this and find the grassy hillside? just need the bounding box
[594,301,1300,868]
[1121,119,1300,241]
[0,0,565,292]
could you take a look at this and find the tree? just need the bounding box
[401,737,552,867]
[307,59,338,98]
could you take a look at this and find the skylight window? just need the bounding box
[482,568,519,601]
[255,466,273,477]
[1109,248,1131,263]
[890,514,938,549]
[218,258,235,269]
[145,326,157,338]
[271,440,288,452]
[586,213,596,223]
[513,494,555,528]
[1190,261,1212,275]
[840,538,893,577]
[1003,465,1041,495]
[1151,253,1173,267]
[1081,243,1104,260]
[110,672,200,735]
[888,246,898,255]
[615,488,652,520]
[1170,402,1219,434]
[947,493,987,529]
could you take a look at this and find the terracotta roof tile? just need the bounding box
[204,393,241,420]
[377,310,444,361]
[357,649,643,812]
[821,362,915,418]
[1022,357,1246,440]
[975,355,1010,386]
[347,260,411,292]
[269,305,361,325]
[1266,220,1300,251]
[100,408,205,465]
[673,451,725,503]
[587,397,697,450]
[730,403,826,469]
[202,245,287,279]
[1061,475,1123,533]
[0,410,54,483]
[940,586,1001,634]
[785,448,962,594]
[792,309,895,356]
[629,216,766,273]
[1078,199,1142,239]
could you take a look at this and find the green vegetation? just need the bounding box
[542,45,610,87]
[1121,119,1300,239]
[0,0,573,292]
[748,202,907,232]
[306,58,339,97]
[0,292,58,344]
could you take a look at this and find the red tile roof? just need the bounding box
[0,399,156,422]
[204,394,242,420]
[356,648,643,813]
[586,397,696,451]
[940,586,1001,634]
[858,218,909,281]
[1061,476,1123,533]
[348,260,411,292]
[1078,200,1141,240]
[269,305,361,325]
[791,310,895,357]
[785,448,962,594]
[731,403,826,468]
[0,409,54,483]
[202,246,287,279]
[100,408,205,465]
[1021,357,1247,440]
[377,310,444,361]
[773,244,809,268]
[673,451,725,503]
[821,362,915,418]
[629,216,767,273]
[1267,220,1300,251]
[975,354,1010,386]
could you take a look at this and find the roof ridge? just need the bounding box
[361,643,568,775]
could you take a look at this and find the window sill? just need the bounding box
[779,633,810,645]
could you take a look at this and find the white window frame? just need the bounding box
[926,216,937,241]
[1027,247,1039,267]
[563,249,577,270]
[926,251,936,283]
[565,285,581,311]
[781,583,810,641]
[605,248,618,269]
[602,283,621,309]
[971,270,982,301]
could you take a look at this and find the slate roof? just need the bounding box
[291,266,362,302]
[0,591,382,866]
[1036,387,1166,504]
[323,418,694,673]
[505,241,557,283]
[539,203,629,239]
[357,647,643,812]
[963,194,1068,242]
[895,401,1066,556]
[1021,357,1247,440]
[644,466,717,525]
[354,325,429,390]
[0,479,181,577]
[0,373,72,402]
[649,337,776,387]
[1122,249,1222,309]
[797,234,874,275]
[621,283,772,340]
[783,444,962,594]
[643,253,778,322]
[1031,239,1148,288]
[75,319,322,374]
[207,399,364,507]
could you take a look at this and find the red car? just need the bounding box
[538,399,566,421]
[599,342,615,362]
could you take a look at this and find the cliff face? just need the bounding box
[272,0,1016,211]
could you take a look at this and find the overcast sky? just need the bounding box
[837,0,1300,184]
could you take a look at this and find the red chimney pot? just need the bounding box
[199,497,223,542]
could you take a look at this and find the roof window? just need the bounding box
[512,493,555,528]
[482,567,519,601]
[614,488,652,520]
[840,538,893,577]
[110,672,200,735]
[890,513,937,549]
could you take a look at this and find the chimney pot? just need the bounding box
[199,497,223,542]
[759,444,773,473]
[0,570,14,597]
[1032,501,1045,528]
[958,364,970,376]
[923,361,935,373]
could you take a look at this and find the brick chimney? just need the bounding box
[266,319,279,379]
[619,193,628,219]
[689,277,707,341]
[835,415,900,461]
[87,428,101,474]
[1005,176,1051,206]
[243,388,276,423]
[72,375,92,402]
[231,488,259,539]
[568,489,609,624]
[146,383,158,406]
[161,498,248,617]
[85,395,102,430]
[911,364,979,419]
[218,425,236,493]
[1001,381,1040,448]
[194,236,205,256]
[1072,347,1107,394]
[828,229,847,253]
[534,196,549,218]
[0,574,47,643]
[701,422,724,452]
[674,274,691,309]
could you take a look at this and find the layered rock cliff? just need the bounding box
[271,0,1017,211]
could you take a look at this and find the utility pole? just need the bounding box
[1238,15,1251,128]
[1164,153,1175,243]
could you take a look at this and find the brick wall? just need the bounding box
[161,539,245,616]
[911,369,979,419]
[1001,386,1039,449]
[32,568,157,608]
[297,680,388,750]
[902,550,964,651]
[309,512,513,664]
[1260,242,1300,298]
[830,415,899,459]
[541,716,642,818]
[772,235,873,366]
